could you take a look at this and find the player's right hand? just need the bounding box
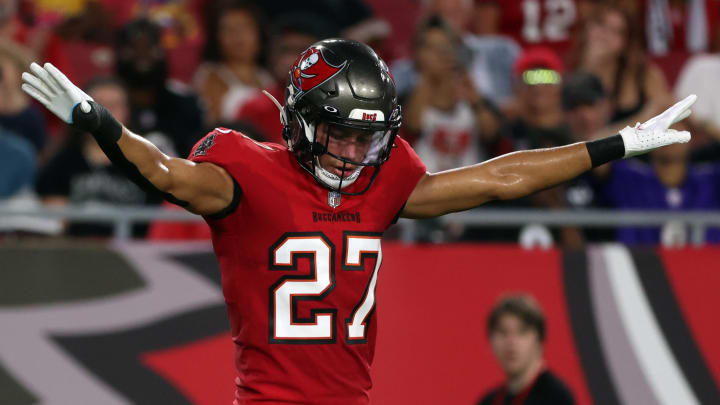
[21,62,93,124]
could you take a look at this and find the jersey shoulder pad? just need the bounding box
[189,127,281,163]
[389,135,427,174]
[188,128,286,190]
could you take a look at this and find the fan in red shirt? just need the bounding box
[22,37,697,403]
[479,0,581,55]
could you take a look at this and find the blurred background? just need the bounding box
[1,0,719,404]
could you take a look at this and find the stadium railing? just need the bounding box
[1,204,719,244]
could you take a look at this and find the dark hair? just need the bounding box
[568,3,646,100]
[412,15,471,67]
[487,295,546,342]
[562,71,606,111]
[116,17,162,49]
[202,0,268,65]
[83,76,126,94]
[269,11,338,41]
[412,15,461,51]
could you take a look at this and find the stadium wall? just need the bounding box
[0,241,718,405]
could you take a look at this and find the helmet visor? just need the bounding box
[318,122,397,166]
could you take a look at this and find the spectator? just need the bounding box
[569,3,672,127]
[35,77,157,237]
[464,0,522,107]
[594,141,720,245]
[500,47,580,247]
[504,47,570,150]
[420,0,473,33]
[561,71,615,242]
[234,12,333,144]
[0,126,35,198]
[95,0,206,84]
[478,294,575,405]
[645,0,720,57]
[116,18,204,157]
[486,0,582,57]
[562,71,612,143]
[404,16,500,171]
[0,39,47,154]
[674,51,720,149]
[404,15,503,242]
[52,1,116,84]
[258,0,390,57]
[642,0,720,85]
[0,0,73,78]
[194,0,272,125]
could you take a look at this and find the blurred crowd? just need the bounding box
[1,0,720,247]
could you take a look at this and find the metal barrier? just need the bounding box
[1,204,720,244]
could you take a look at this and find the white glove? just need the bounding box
[619,94,696,157]
[20,62,93,124]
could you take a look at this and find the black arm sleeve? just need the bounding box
[71,101,190,207]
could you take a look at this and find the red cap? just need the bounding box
[513,47,564,76]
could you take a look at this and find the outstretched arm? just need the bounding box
[402,95,696,218]
[22,63,234,216]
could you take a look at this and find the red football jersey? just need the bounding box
[496,0,578,55]
[189,129,426,404]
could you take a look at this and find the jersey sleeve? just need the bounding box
[188,128,283,220]
[393,135,427,191]
[382,136,427,223]
[188,128,279,188]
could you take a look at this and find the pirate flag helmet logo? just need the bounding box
[291,47,347,93]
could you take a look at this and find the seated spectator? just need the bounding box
[504,47,570,150]
[569,3,672,127]
[561,71,615,242]
[390,0,474,107]
[674,51,720,148]
[93,0,206,84]
[0,39,47,154]
[35,77,159,238]
[499,48,579,247]
[464,0,522,107]
[116,18,204,157]
[194,0,272,125]
[404,16,504,242]
[1,0,74,138]
[641,0,720,85]
[484,0,582,57]
[0,0,73,79]
[404,16,500,171]
[645,0,719,57]
[562,71,612,143]
[52,1,116,84]
[258,0,389,57]
[234,12,334,144]
[478,294,575,405]
[0,127,35,198]
[594,141,720,245]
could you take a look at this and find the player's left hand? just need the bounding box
[619,94,696,157]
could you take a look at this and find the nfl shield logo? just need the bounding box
[328,191,341,208]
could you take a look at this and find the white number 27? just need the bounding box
[269,232,382,344]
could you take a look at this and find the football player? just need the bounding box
[21,39,694,404]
